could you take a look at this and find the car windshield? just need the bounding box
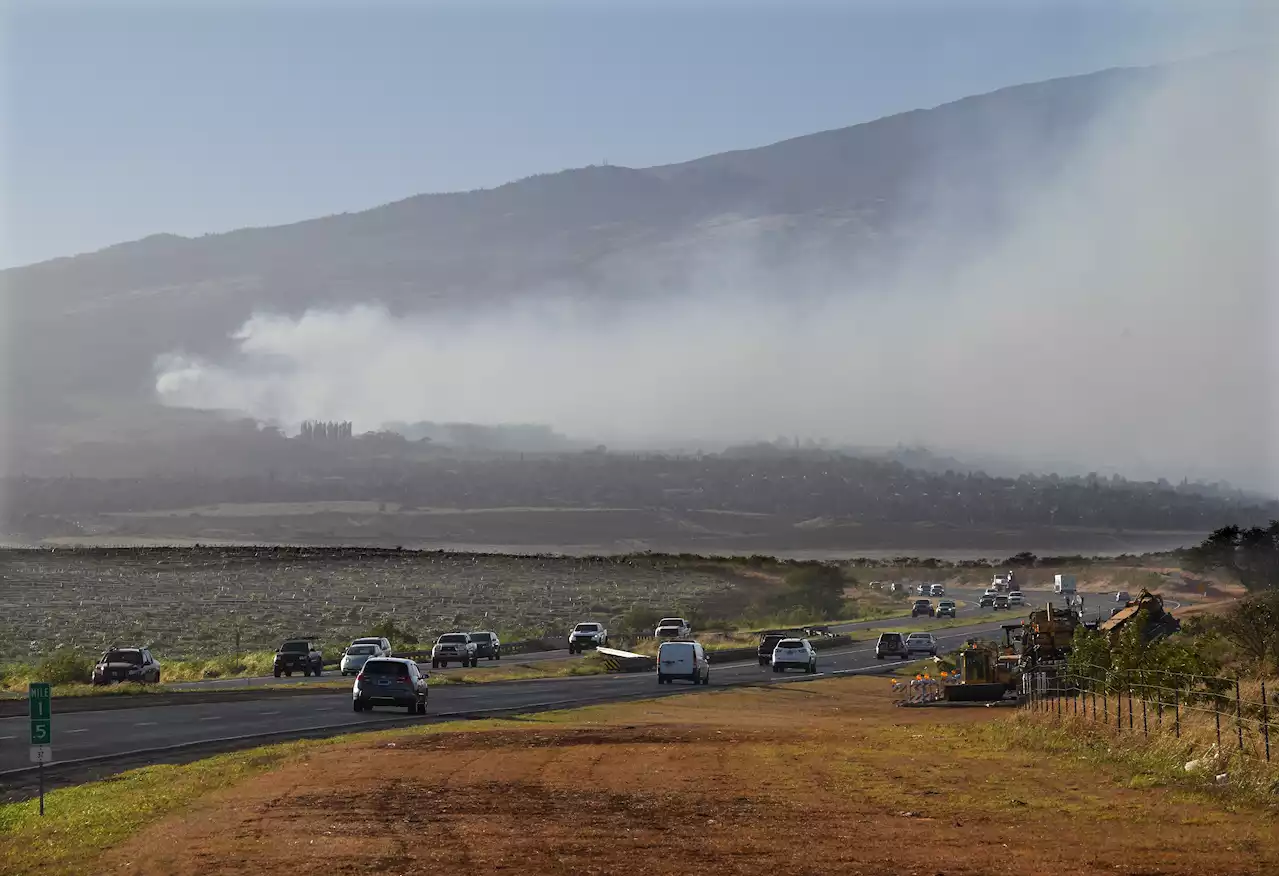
[281,641,309,653]
[352,639,381,646]
[439,634,468,643]
[362,660,408,676]
[659,618,683,626]
[103,650,143,664]
[347,645,376,655]
[574,624,599,632]
[470,633,493,642]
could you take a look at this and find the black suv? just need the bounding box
[911,599,935,618]
[92,647,161,685]
[273,639,323,677]
[468,631,502,661]
[757,630,802,666]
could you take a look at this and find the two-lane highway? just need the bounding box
[0,616,1019,780]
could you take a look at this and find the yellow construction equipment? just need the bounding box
[942,639,1017,701]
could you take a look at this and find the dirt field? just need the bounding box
[94,678,1275,876]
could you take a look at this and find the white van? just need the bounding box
[1053,574,1077,595]
[657,640,710,685]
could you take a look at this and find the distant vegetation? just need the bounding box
[6,448,1273,537]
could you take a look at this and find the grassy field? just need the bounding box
[1,676,1272,876]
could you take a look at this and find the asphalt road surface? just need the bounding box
[0,614,1022,779]
[167,585,1047,692]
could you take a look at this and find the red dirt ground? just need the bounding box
[99,678,1276,876]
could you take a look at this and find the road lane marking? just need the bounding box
[0,735,13,741]
[134,722,157,727]
[199,716,220,721]
[67,728,89,734]
[259,710,281,716]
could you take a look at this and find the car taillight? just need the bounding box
[356,672,365,682]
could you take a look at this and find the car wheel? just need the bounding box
[273,670,281,678]
[285,671,292,677]
[352,699,363,712]
[406,703,417,715]
[417,701,427,715]
[657,674,665,685]
[302,667,311,677]
[314,666,322,676]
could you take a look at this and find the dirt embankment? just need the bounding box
[98,678,1274,876]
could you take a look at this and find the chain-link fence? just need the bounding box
[1021,663,1277,763]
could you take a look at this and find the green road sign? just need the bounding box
[29,682,51,745]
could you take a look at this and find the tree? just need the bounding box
[775,565,849,619]
[1182,521,1278,593]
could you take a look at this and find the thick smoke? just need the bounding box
[155,53,1278,492]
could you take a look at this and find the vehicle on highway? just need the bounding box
[431,633,478,667]
[930,583,945,597]
[1007,591,1024,607]
[568,622,608,653]
[349,636,392,657]
[916,583,930,595]
[1053,574,1077,595]
[91,647,161,685]
[340,643,380,675]
[352,657,429,714]
[654,617,692,639]
[657,640,709,684]
[757,630,799,666]
[911,598,935,618]
[469,630,502,660]
[771,637,817,674]
[1115,590,1131,603]
[935,599,957,618]
[875,632,909,660]
[979,592,996,608]
[905,632,938,656]
[994,594,1010,610]
[273,639,323,678]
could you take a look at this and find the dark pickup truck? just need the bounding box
[273,639,323,677]
[757,630,804,666]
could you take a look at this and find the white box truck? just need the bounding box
[1053,574,1077,595]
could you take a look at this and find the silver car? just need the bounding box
[340,643,379,675]
[352,657,429,714]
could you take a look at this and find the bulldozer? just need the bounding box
[1020,602,1080,669]
[1098,589,1181,643]
[942,639,1019,701]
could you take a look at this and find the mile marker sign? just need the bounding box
[29,682,53,763]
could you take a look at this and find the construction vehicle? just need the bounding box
[1020,602,1079,669]
[1097,589,1180,643]
[942,639,1018,701]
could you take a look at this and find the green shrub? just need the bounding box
[33,649,93,685]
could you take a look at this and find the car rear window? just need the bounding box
[778,639,804,648]
[347,645,376,655]
[660,642,694,657]
[879,634,903,645]
[281,641,309,653]
[439,634,468,643]
[363,660,409,676]
[103,650,143,664]
[470,633,493,642]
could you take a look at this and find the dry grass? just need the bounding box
[4,676,1272,876]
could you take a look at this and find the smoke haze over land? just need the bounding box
[152,52,1277,493]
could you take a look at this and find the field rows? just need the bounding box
[0,548,738,660]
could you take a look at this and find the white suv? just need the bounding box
[771,638,817,674]
[431,633,478,668]
[349,636,392,657]
[654,617,692,639]
[905,632,938,656]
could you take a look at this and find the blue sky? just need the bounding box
[1,0,1272,267]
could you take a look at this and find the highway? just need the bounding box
[0,584,1125,794]
[167,584,1047,691]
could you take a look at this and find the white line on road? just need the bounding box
[198,716,220,721]
[0,735,13,741]
[314,706,335,711]
[258,710,281,716]
[67,728,89,734]
[134,722,157,727]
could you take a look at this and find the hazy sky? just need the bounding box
[1,0,1272,268]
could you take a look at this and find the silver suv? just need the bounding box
[352,657,429,714]
[431,633,478,668]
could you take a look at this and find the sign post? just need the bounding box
[28,682,52,815]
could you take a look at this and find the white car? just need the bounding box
[349,636,392,657]
[1115,591,1131,603]
[340,643,380,675]
[905,632,938,656]
[657,640,709,685]
[568,622,608,653]
[431,633,478,668]
[654,617,692,639]
[771,638,817,674]
[1007,591,1025,607]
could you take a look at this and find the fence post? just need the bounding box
[1142,695,1148,737]
[1235,679,1244,752]
[1174,689,1180,739]
[1092,686,1097,721]
[1262,681,1271,763]
[1116,688,1122,731]
[1103,689,1108,727]
[1128,689,1133,731]
[1215,694,1221,748]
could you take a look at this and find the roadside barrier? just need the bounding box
[892,670,961,705]
[596,647,655,673]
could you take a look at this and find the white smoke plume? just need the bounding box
[155,52,1278,492]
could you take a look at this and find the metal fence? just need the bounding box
[1021,662,1277,763]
